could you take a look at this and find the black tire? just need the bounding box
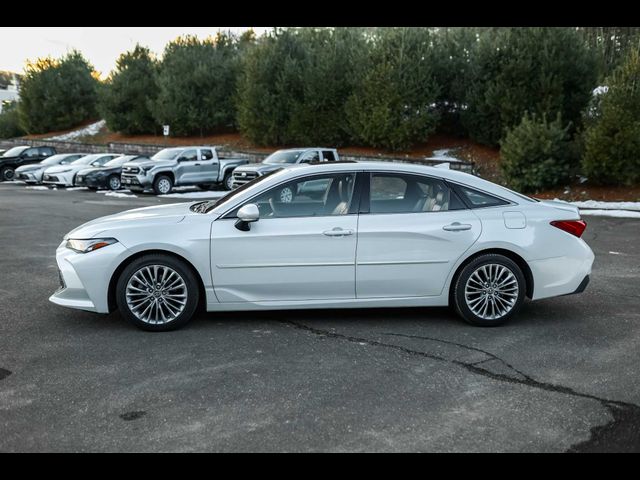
[452,254,526,327]
[223,172,234,191]
[107,174,121,191]
[116,254,200,331]
[153,174,173,195]
[1,166,15,181]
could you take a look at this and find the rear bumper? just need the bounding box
[529,240,595,300]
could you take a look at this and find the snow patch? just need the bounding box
[45,120,106,141]
[104,191,137,198]
[429,148,464,163]
[25,186,49,190]
[66,187,89,191]
[568,200,640,212]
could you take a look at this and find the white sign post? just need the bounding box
[163,125,170,145]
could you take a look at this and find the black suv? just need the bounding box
[0,146,57,181]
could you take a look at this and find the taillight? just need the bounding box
[550,220,587,238]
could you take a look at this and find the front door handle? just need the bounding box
[323,228,354,237]
[443,222,472,232]
[194,163,201,166]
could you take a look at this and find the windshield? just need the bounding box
[72,155,101,165]
[202,169,283,213]
[2,146,28,157]
[41,154,68,166]
[264,150,303,165]
[104,156,131,167]
[152,148,182,161]
[60,155,82,165]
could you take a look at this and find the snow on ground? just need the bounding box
[66,187,88,191]
[578,209,640,219]
[429,148,464,163]
[25,186,50,190]
[159,191,227,199]
[45,120,106,141]
[567,200,640,211]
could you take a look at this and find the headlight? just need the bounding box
[140,166,153,174]
[66,238,118,253]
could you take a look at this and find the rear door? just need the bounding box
[356,172,481,298]
[196,148,220,183]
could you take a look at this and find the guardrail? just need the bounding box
[0,138,476,174]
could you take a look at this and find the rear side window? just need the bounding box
[369,173,465,214]
[456,185,509,208]
[322,150,337,161]
[39,147,55,156]
[201,149,213,160]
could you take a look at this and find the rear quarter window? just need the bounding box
[456,185,510,208]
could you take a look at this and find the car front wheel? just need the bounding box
[116,254,199,331]
[453,254,526,327]
[153,175,173,195]
[108,175,121,190]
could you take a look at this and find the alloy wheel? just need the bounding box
[464,263,519,320]
[125,265,187,324]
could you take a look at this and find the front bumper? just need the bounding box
[43,172,75,187]
[121,172,152,189]
[49,239,129,313]
[16,171,42,183]
[231,170,261,189]
[75,174,107,189]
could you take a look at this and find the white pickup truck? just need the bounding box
[121,146,249,195]
[231,148,340,190]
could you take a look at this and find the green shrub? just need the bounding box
[0,101,25,138]
[500,113,576,192]
[582,48,640,185]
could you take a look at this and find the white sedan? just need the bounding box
[50,162,594,331]
[15,153,87,184]
[42,153,120,187]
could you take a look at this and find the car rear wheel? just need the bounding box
[453,254,526,327]
[153,175,173,195]
[116,254,199,331]
[1,167,15,181]
[108,175,121,191]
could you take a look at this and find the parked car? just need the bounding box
[50,161,594,332]
[15,153,87,184]
[231,148,339,190]
[120,146,249,195]
[43,153,120,187]
[0,145,57,181]
[75,155,149,191]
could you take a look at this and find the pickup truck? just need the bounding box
[120,146,249,195]
[231,148,340,190]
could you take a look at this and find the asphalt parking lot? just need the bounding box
[1,181,639,452]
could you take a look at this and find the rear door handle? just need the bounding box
[323,228,354,237]
[194,163,201,166]
[443,222,472,232]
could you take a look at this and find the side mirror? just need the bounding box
[235,203,259,231]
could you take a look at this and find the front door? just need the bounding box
[174,149,200,184]
[356,172,481,298]
[210,172,359,303]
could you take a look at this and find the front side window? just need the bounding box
[179,149,198,162]
[238,172,356,218]
[263,150,303,164]
[369,173,464,214]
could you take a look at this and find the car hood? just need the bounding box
[234,163,283,174]
[65,202,202,240]
[16,164,44,172]
[0,155,20,163]
[46,164,84,174]
[123,159,175,169]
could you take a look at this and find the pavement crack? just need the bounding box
[278,319,640,452]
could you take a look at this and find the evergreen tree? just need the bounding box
[99,45,159,135]
[0,101,26,138]
[18,51,99,134]
[152,33,243,136]
[462,27,598,147]
[582,48,640,185]
[345,27,440,151]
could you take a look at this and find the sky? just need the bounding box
[0,27,270,78]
